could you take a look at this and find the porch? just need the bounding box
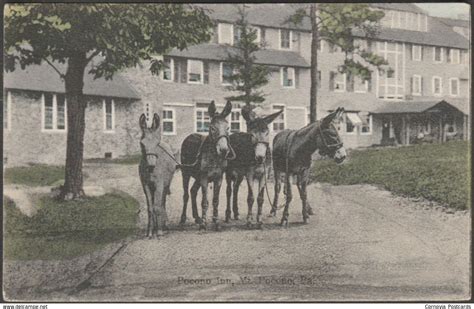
[372,100,469,146]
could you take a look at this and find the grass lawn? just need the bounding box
[310,141,470,210]
[4,164,64,186]
[3,191,139,260]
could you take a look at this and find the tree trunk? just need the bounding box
[309,3,319,123]
[61,52,88,200]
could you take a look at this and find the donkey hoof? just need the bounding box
[303,217,309,224]
[234,214,239,220]
[180,217,187,225]
[280,219,289,228]
[194,217,202,224]
[256,222,263,230]
[156,230,164,237]
[199,223,207,231]
[215,223,221,231]
[307,207,314,216]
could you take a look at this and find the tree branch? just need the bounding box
[43,57,66,80]
[86,50,101,62]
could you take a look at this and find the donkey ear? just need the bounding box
[241,104,256,122]
[208,100,217,118]
[263,109,283,125]
[151,113,160,131]
[322,108,343,126]
[221,100,232,118]
[139,114,148,131]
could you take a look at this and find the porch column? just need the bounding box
[438,116,443,143]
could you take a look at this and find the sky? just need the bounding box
[415,3,470,19]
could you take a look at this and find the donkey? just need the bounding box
[180,101,234,230]
[139,113,177,238]
[271,107,347,227]
[225,106,283,228]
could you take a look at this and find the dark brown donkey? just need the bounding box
[225,106,283,228]
[180,101,234,230]
[139,113,177,238]
[271,107,347,226]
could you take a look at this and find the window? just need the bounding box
[230,111,242,133]
[447,49,460,64]
[343,113,362,134]
[272,105,285,132]
[162,57,174,81]
[328,42,342,53]
[103,98,114,132]
[412,45,422,61]
[279,29,291,50]
[233,25,261,45]
[432,76,442,96]
[411,75,422,96]
[462,50,469,64]
[360,114,372,135]
[433,47,443,63]
[221,62,233,85]
[218,23,233,45]
[376,41,404,100]
[187,60,203,84]
[42,93,67,131]
[329,71,346,92]
[3,91,11,130]
[449,78,459,96]
[281,67,295,88]
[162,108,175,135]
[196,108,210,133]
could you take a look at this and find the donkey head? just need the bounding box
[242,105,283,164]
[139,113,162,171]
[318,107,347,164]
[208,100,233,158]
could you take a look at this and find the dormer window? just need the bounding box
[218,23,233,45]
[279,29,292,50]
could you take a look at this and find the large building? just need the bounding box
[3,3,470,166]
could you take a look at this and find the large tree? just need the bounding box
[5,4,213,199]
[288,4,388,122]
[224,5,270,106]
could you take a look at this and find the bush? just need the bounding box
[310,141,470,210]
[3,191,139,260]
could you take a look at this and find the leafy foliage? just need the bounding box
[4,4,213,79]
[310,141,471,210]
[4,164,64,186]
[224,5,270,105]
[288,4,388,82]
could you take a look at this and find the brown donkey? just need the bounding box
[271,108,347,226]
[225,106,283,228]
[180,101,234,230]
[139,113,176,238]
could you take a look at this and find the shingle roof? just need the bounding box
[168,43,310,68]
[437,16,470,29]
[372,100,467,115]
[4,62,140,99]
[325,98,469,115]
[202,4,469,49]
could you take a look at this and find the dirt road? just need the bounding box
[53,163,471,301]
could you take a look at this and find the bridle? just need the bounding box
[209,132,237,160]
[318,122,343,152]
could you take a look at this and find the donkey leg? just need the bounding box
[246,174,257,228]
[153,186,165,237]
[256,176,266,229]
[200,178,209,230]
[281,175,292,227]
[180,174,190,224]
[212,177,223,231]
[225,173,232,223]
[232,175,244,220]
[190,180,201,224]
[142,184,154,238]
[270,170,281,216]
[297,173,309,224]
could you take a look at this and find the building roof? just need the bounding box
[203,4,469,49]
[437,16,470,29]
[4,62,140,100]
[326,98,469,115]
[168,43,310,68]
[372,100,467,115]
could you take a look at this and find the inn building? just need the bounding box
[3,3,470,165]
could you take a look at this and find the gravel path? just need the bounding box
[46,163,471,301]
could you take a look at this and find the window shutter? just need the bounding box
[410,77,413,93]
[203,61,209,84]
[212,25,219,44]
[346,74,354,92]
[420,76,423,95]
[295,68,299,88]
[261,27,266,43]
[329,72,335,91]
[180,60,187,83]
[173,59,180,83]
[367,77,372,92]
[409,44,413,60]
[420,46,423,61]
